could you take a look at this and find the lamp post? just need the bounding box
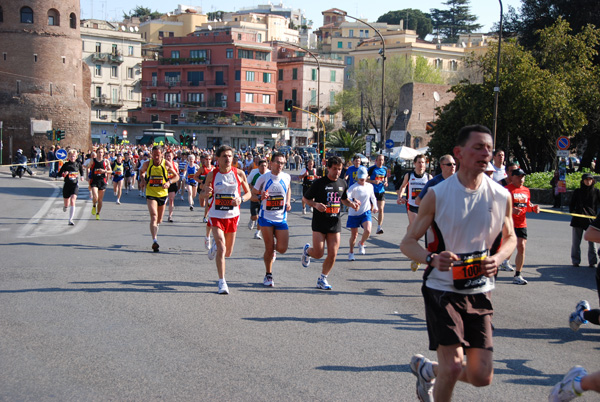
[334,11,386,148]
[492,0,503,149]
[279,41,321,155]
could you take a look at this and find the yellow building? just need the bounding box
[198,13,300,44]
[138,9,208,48]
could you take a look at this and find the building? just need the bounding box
[138,6,208,50]
[130,26,286,150]
[81,19,144,131]
[0,0,91,162]
[198,13,300,44]
[272,42,345,146]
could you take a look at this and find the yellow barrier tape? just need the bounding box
[539,208,595,219]
[3,159,62,168]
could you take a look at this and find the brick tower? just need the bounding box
[0,0,91,164]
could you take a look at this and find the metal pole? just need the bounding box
[0,121,3,165]
[492,0,503,149]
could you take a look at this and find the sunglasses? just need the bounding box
[442,163,456,166]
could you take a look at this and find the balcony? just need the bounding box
[92,53,109,62]
[92,52,124,64]
[92,96,123,107]
[142,100,227,109]
[159,57,211,66]
[142,80,227,88]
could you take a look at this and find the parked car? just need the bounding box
[295,146,318,160]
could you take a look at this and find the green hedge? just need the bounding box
[524,169,599,190]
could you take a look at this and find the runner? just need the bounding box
[247,158,269,238]
[123,151,135,194]
[199,145,252,294]
[346,167,377,261]
[137,151,149,197]
[301,156,359,290]
[111,153,125,205]
[549,366,600,401]
[89,148,112,220]
[400,124,516,401]
[164,150,178,223]
[298,158,317,215]
[177,151,187,200]
[195,153,215,223]
[184,154,200,211]
[344,155,362,189]
[252,152,291,286]
[367,154,389,234]
[397,154,433,228]
[139,146,179,252]
[57,149,84,225]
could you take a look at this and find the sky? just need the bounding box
[81,0,523,34]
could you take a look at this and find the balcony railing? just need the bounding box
[92,52,124,64]
[159,57,211,65]
[142,80,227,87]
[143,100,227,109]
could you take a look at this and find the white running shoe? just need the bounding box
[569,300,590,332]
[548,365,587,402]
[359,243,366,255]
[302,208,307,215]
[376,225,384,234]
[248,220,255,230]
[500,260,515,271]
[68,220,74,226]
[208,241,217,260]
[301,243,311,268]
[218,279,229,294]
[204,236,211,251]
[254,231,262,240]
[116,200,121,205]
[513,275,528,285]
[263,274,274,287]
[410,354,435,402]
[316,276,332,290]
[348,252,355,261]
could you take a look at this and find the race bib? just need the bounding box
[452,250,489,290]
[307,175,315,181]
[68,172,78,183]
[411,188,422,198]
[94,169,103,175]
[215,194,235,211]
[148,175,163,187]
[266,195,284,211]
[326,191,342,215]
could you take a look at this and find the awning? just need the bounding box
[243,111,285,118]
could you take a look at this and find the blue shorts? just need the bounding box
[258,217,289,231]
[346,211,372,229]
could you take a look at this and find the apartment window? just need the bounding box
[95,42,101,53]
[164,93,180,106]
[347,42,352,49]
[365,30,369,37]
[187,93,204,103]
[245,93,254,103]
[111,44,117,55]
[111,65,118,78]
[95,86,102,97]
[278,69,283,80]
[291,89,297,102]
[262,94,271,104]
[277,90,283,102]
[337,41,343,49]
[235,70,241,81]
[330,91,336,105]
[310,90,317,106]
[435,58,443,70]
[112,88,118,103]
[0,6,3,23]
[127,67,134,79]
[292,68,298,80]
[169,32,174,37]
[226,48,233,59]
[311,69,317,81]
[21,7,33,24]
[158,31,164,38]
[346,56,353,65]
[187,71,204,85]
[165,72,180,84]
[238,49,254,59]
[359,30,364,38]
[47,9,59,26]
[190,49,207,59]
[330,70,336,82]
[246,71,255,81]
[257,33,262,42]
[450,60,458,71]
[235,92,240,102]
[255,51,270,61]
[70,13,76,29]
[128,89,134,100]
[128,46,134,56]
[263,73,272,83]
[329,114,335,124]
[95,64,101,76]
[238,33,242,40]
[349,29,354,37]
[171,50,180,58]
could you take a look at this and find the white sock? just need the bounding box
[69,206,75,221]
[573,376,584,394]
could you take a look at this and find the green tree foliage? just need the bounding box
[325,130,366,163]
[377,9,433,40]
[430,0,482,43]
[428,36,587,172]
[123,6,163,21]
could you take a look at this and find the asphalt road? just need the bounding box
[0,169,598,401]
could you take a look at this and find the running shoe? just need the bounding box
[208,241,217,260]
[248,220,254,230]
[359,243,366,255]
[548,365,587,402]
[410,354,435,402]
[411,261,421,272]
[116,200,121,205]
[263,274,274,287]
[569,300,590,332]
[218,279,229,294]
[316,276,332,290]
[348,252,355,261]
[95,214,100,220]
[376,225,384,234]
[91,206,96,215]
[204,236,211,251]
[513,275,528,285]
[152,241,159,253]
[68,220,74,226]
[63,206,67,212]
[190,205,194,211]
[500,260,515,271]
[168,217,173,223]
[203,217,208,223]
[254,231,263,240]
[302,208,307,215]
[301,243,311,268]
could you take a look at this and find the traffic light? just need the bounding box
[284,99,293,112]
[46,130,54,140]
[180,134,185,145]
[56,130,64,142]
[319,148,325,156]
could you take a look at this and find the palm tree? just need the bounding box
[326,130,366,164]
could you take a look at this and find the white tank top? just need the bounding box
[426,174,509,294]
[255,172,291,222]
[208,168,241,219]
[407,172,431,207]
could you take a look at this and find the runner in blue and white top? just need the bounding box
[252,152,292,287]
[346,167,378,261]
[184,154,200,211]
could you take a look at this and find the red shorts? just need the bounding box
[208,216,239,234]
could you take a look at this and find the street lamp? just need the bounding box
[492,0,503,149]
[278,41,321,153]
[334,11,386,148]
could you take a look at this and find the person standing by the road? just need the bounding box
[89,148,112,220]
[58,149,84,225]
[346,167,377,261]
[367,154,389,234]
[199,145,252,294]
[301,156,359,290]
[505,168,540,285]
[252,152,292,287]
[400,124,517,402]
[140,146,179,252]
[569,173,600,267]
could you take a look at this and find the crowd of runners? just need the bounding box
[44,128,600,401]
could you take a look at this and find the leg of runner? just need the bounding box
[147,198,160,251]
[68,193,77,225]
[322,232,341,276]
[187,184,195,210]
[96,189,105,218]
[376,199,385,233]
[514,237,528,284]
[167,191,175,222]
[349,227,358,254]
[91,186,98,214]
[358,220,372,253]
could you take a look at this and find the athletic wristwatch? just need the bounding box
[426,253,437,268]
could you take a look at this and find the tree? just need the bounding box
[377,9,433,40]
[123,6,163,21]
[430,0,482,43]
[326,130,366,163]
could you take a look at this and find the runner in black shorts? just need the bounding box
[299,158,317,215]
[88,148,111,220]
[58,149,84,225]
[301,156,358,290]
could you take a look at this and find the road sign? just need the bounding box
[55,149,67,160]
[557,150,569,157]
[122,130,128,139]
[556,136,570,150]
[385,139,394,149]
[365,135,375,142]
[102,130,107,135]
